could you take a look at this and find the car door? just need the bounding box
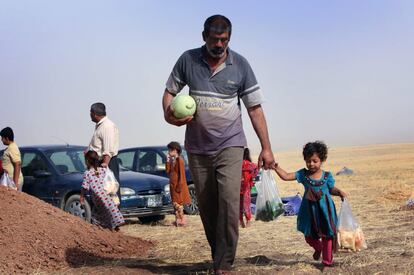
[137,149,167,177]
[21,151,57,205]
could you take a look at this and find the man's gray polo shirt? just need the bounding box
[166,46,265,155]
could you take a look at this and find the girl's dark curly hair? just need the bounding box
[303,141,328,162]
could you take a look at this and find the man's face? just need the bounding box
[1,137,9,146]
[90,111,98,123]
[204,31,230,59]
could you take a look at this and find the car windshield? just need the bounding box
[45,149,86,174]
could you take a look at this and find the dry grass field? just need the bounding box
[70,143,414,274]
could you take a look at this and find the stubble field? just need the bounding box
[70,143,414,274]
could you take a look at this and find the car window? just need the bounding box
[138,150,165,173]
[118,151,135,170]
[21,152,50,177]
[46,149,86,174]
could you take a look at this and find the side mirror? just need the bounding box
[155,164,166,172]
[33,170,52,178]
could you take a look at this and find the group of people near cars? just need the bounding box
[1,14,349,274]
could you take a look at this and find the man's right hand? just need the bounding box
[258,148,276,170]
[164,104,193,126]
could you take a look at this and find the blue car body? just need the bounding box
[118,145,199,214]
[2,145,173,221]
[118,145,192,183]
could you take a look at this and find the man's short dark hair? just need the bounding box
[204,15,232,37]
[0,127,14,141]
[167,141,182,155]
[90,102,106,116]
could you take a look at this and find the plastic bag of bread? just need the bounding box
[337,199,367,251]
[103,168,120,205]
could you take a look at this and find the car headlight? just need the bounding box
[164,184,170,194]
[120,187,136,196]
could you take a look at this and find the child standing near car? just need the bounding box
[166,142,191,227]
[80,150,124,231]
[240,148,258,228]
[272,141,347,267]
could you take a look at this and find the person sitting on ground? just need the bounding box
[165,142,191,226]
[80,150,124,231]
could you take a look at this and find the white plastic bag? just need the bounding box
[103,169,120,205]
[337,199,367,251]
[0,173,17,190]
[255,170,284,221]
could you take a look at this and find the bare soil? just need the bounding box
[0,186,152,274]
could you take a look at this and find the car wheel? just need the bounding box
[138,215,165,224]
[64,194,92,223]
[184,184,199,215]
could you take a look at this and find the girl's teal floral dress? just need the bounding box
[295,169,338,238]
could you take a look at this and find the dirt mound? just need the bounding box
[0,186,152,274]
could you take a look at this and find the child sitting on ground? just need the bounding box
[272,141,347,267]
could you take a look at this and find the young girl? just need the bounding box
[165,142,191,227]
[240,148,258,228]
[273,141,347,267]
[80,150,124,231]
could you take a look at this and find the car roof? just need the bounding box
[120,145,168,151]
[19,144,86,151]
[119,145,187,151]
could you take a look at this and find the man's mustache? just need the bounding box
[211,47,224,55]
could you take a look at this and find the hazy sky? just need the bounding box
[1,0,413,154]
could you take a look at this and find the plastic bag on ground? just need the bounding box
[282,194,302,216]
[337,199,367,251]
[0,173,17,190]
[255,170,284,221]
[103,168,120,205]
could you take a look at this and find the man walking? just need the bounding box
[162,15,275,274]
[88,102,120,187]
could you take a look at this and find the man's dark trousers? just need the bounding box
[188,147,244,270]
[108,155,120,199]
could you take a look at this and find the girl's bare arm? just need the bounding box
[273,164,296,181]
[330,186,347,201]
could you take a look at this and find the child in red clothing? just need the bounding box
[240,148,258,228]
[0,160,3,176]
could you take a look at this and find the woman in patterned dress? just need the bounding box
[80,150,124,230]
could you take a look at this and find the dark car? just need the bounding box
[1,145,173,223]
[118,146,199,214]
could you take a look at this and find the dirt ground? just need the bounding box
[116,143,414,274]
[0,186,152,274]
[2,143,414,274]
